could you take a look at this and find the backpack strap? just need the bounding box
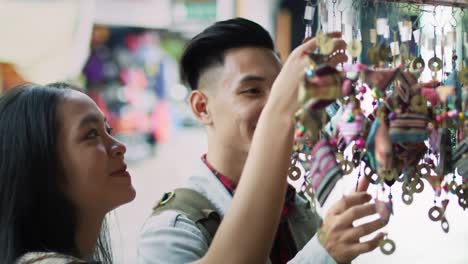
[152,188,221,245]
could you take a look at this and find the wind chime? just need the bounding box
[291,0,468,255]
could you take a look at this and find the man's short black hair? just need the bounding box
[180,17,275,90]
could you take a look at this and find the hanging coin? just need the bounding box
[416,163,432,178]
[460,67,468,85]
[315,31,326,47]
[396,172,405,182]
[428,56,442,72]
[402,181,414,194]
[410,56,425,72]
[459,197,468,210]
[428,206,444,221]
[364,164,380,184]
[402,191,414,205]
[449,180,458,194]
[400,43,409,59]
[378,44,392,62]
[320,37,335,55]
[347,39,362,58]
[379,238,396,255]
[441,217,450,233]
[368,46,380,65]
[288,160,302,181]
[412,178,425,193]
[340,159,355,175]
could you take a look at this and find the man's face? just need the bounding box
[199,47,282,154]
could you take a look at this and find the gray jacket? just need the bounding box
[138,160,336,264]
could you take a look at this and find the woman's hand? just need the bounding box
[266,32,348,117]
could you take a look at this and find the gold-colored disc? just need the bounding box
[410,56,425,72]
[428,206,444,221]
[368,46,380,65]
[378,44,392,62]
[379,239,396,255]
[402,192,413,205]
[340,160,355,175]
[320,38,334,55]
[460,67,468,85]
[441,217,450,233]
[428,56,442,72]
[347,39,362,58]
[288,165,302,181]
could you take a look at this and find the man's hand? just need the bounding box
[320,178,386,264]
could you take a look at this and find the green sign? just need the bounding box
[185,2,216,20]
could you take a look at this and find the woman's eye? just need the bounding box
[86,129,99,139]
[242,88,260,95]
[106,126,113,135]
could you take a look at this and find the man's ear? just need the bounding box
[189,90,213,125]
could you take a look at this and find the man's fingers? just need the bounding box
[342,203,377,223]
[356,176,370,192]
[348,232,385,255]
[327,32,342,39]
[299,32,343,55]
[331,39,347,53]
[329,192,371,215]
[342,218,387,242]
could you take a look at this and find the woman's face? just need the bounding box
[57,90,136,215]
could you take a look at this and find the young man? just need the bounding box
[138,18,386,264]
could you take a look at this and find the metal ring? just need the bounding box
[396,172,406,182]
[441,217,450,233]
[417,164,431,178]
[411,57,425,71]
[402,181,414,194]
[340,160,354,175]
[428,206,444,222]
[379,239,396,255]
[305,183,315,197]
[364,165,380,184]
[449,180,458,195]
[412,178,425,194]
[455,184,465,198]
[288,166,302,181]
[458,197,468,209]
[402,192,413,205]
[428,57,442,72]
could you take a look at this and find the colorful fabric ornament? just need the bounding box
[389,113,429,143]
[454,138,468,178]
[436,128,454,176]
[366,119,380,171]
[375,121,393,175]
[308,139,343,206]
[363,67,399,92]
[337,103,367,145]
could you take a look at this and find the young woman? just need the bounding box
[0,35,333,264]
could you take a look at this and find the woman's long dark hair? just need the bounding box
[0,83,112,263]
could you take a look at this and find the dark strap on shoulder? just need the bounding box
[152,188,221,245]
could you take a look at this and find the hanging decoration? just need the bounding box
[291,0,467,255]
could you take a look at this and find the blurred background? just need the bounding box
[0,0,467,263]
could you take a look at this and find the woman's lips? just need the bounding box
[110,166,130,178]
